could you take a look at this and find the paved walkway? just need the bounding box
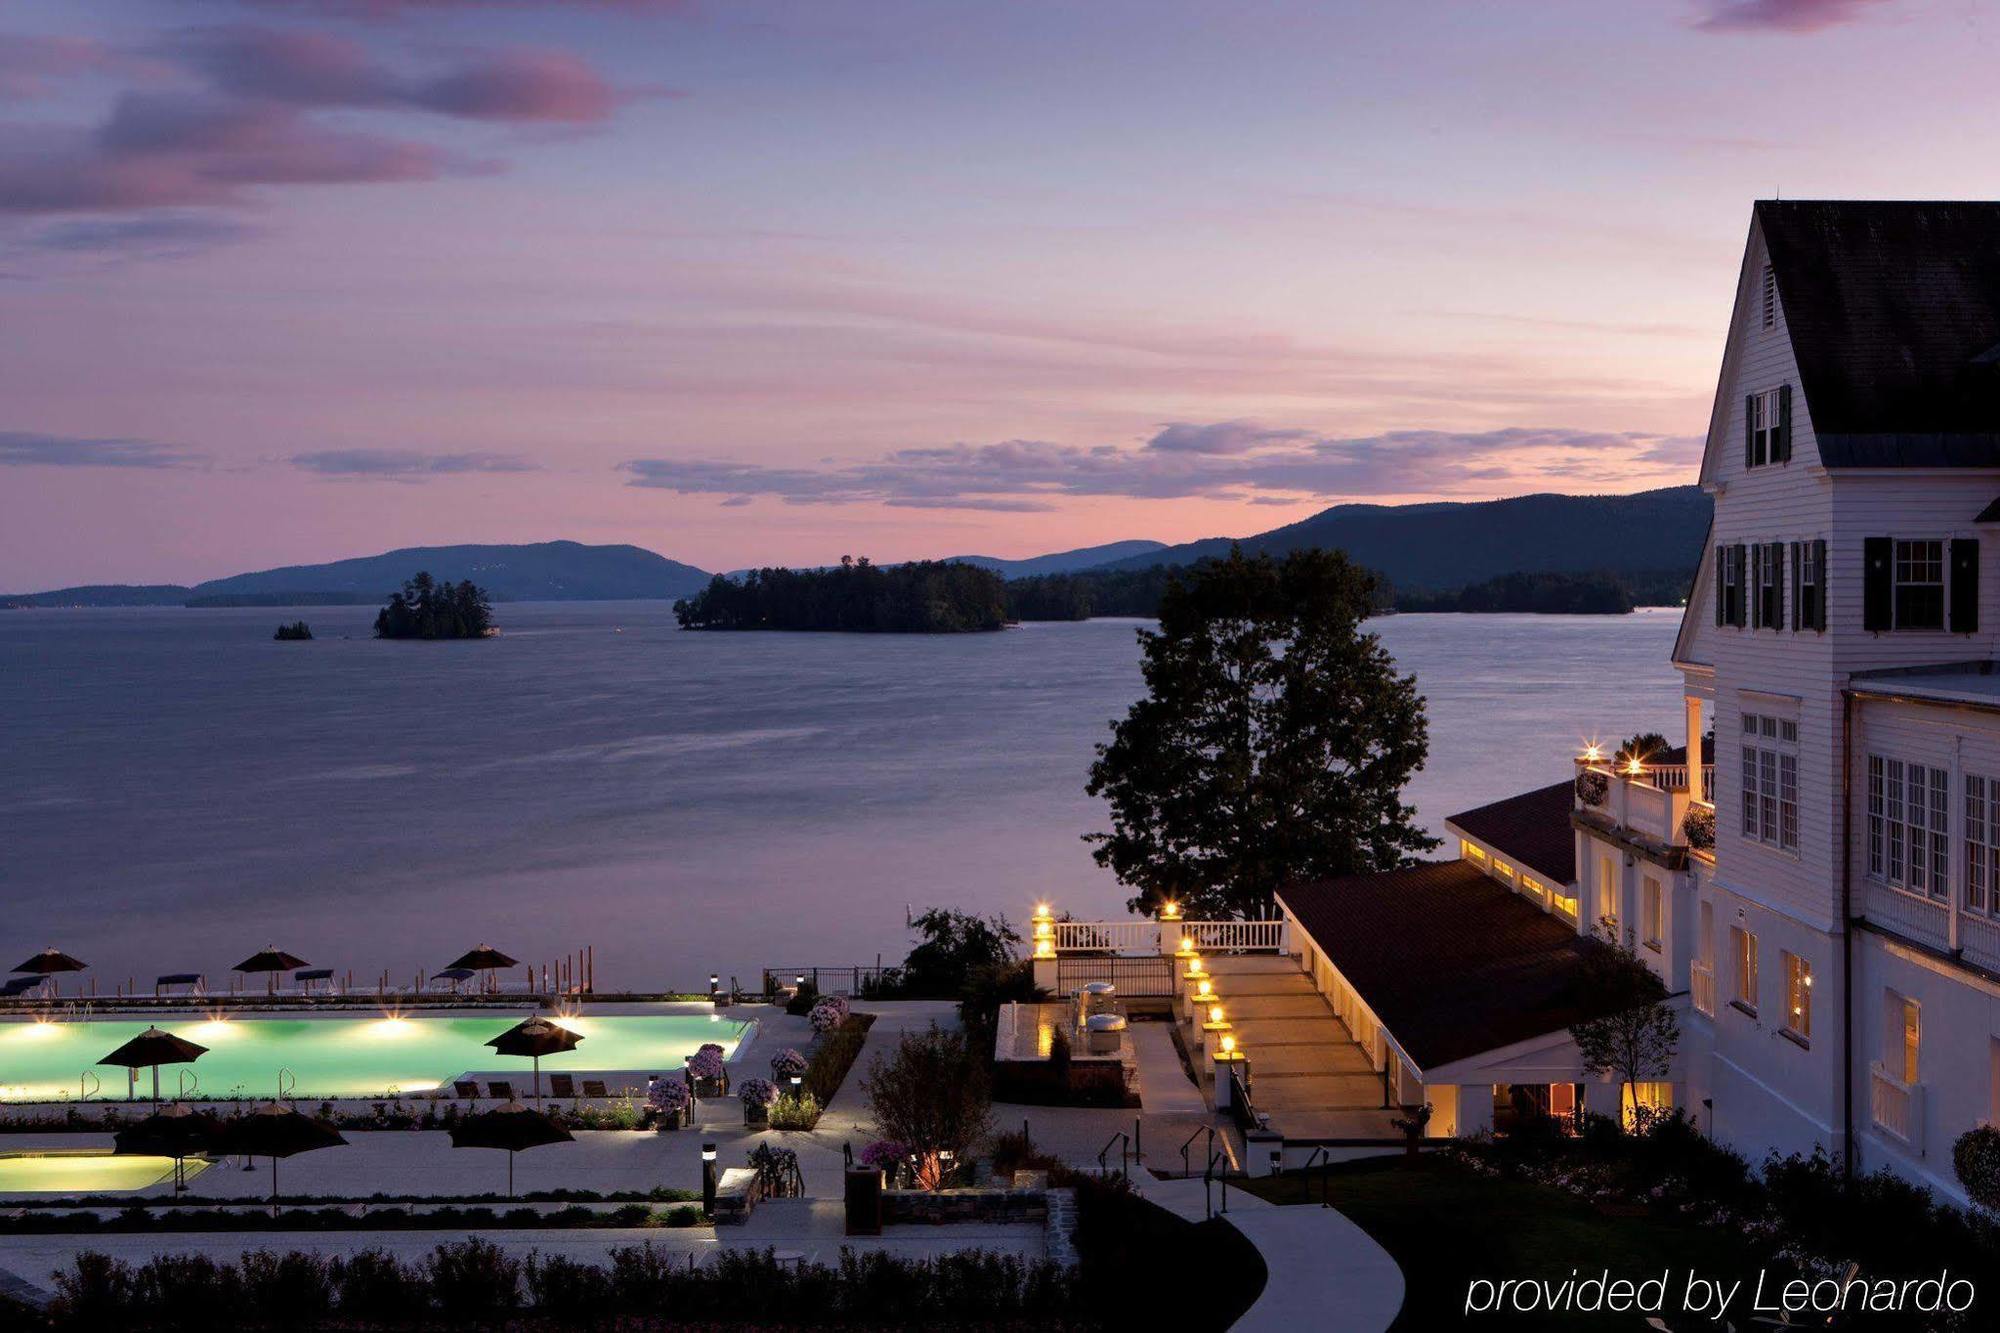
[1132,1177,1402,1333]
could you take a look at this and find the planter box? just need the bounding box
[743,1103,770,1128]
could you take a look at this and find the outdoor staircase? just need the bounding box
[1196,954,1400,1139]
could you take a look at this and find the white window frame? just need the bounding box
[1749,390,1782,468]
[1730,925,1758,1016]
[1739,711,1799,853]
[1869,755,1950,900]
[1966,774,1998,919]
[1782,951,1812,1046]
[1892,539,1946,631]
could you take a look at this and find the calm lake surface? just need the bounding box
[1,604,1686,990]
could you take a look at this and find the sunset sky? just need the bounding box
[2,0,1994,588]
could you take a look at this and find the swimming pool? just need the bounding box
[0,1013,748,1102]
[0,1149,207,1193]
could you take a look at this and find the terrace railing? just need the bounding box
[1055,956,1174,997]
[1054,920,1159,954]
[1047,918,1284,957]
[1185,920,1284,952]
[1689,962,1716,1018]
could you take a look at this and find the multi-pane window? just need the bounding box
[1794,540,1825,632]
[1867,755,1949,898]
[1899,996,1920,1084]
[1717,545,1745,627]
[1752,543,1783,628]
[1894,540,1946,630]
[1748,390,1784,467]
[1783,952,1811,1044]
[1642,876,1663,951]
[1969,774,2000,917]
[1739,712,1798,851]
[1731,927,1758,1014]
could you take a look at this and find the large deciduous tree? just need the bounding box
[1568,920,1681,1125]
[1084,547,1435,920]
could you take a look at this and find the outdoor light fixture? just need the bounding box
[1160,900,1182,921]
[1178,936,1195,955]
[1184,958,1204,977]
[1195,978,1213,999]
[796,974,805,986]
[1220,1034,1237,1055]
[1583,743,1602,762]
[1209,1004,1225,1025]
[701,1143,719,1216]
[790,1075,802,1089]
[1625,757,1644,776]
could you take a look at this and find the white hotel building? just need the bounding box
[1050,201,1999,1201]
[1410,198,2000,1199]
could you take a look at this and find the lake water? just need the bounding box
[0,603,1687,991]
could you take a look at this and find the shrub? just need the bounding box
[686,1048,725,1082]
[783,980,820,1016]
[523,1252,611,1316]
[426,1238,520,1319]
[802,1012,876,1107]
[647,1075,691,1117]
[331,1249,426,1325]
[737,1077,778,1109]
[1954,1124,2000,1211]
[862,1023,991,1190]
[769,1091,820,1130]
[860,1138,911,1171]
[769,1047,809,1080]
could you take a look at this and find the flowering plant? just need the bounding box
[737,1077,779,1108]
[647,1077,691,1115]
[859,1139,910,1170]
[769,1048,809,1080]
[1575,770,1609,808]
[809,995,850,1033]
[687,1049,725,1081]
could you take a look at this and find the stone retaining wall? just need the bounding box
[881,1187,1049,1226]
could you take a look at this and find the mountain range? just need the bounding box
[3,486,1708,608]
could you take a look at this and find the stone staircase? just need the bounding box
[1197,954,1400,1139]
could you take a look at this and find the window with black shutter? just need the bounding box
[1952,539,1980,633]
[1894,540,1946,630]
[1794,539,1824,632]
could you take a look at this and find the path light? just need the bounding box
[701,1143,719,1216]
[1174,936,1198,958]
[1184,956,1204,979]
[1220,1034,1237,1055]
[1209,1004,1225,1026]
[1195,978,1214,1001]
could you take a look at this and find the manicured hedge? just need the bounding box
[802,1012,877,1109]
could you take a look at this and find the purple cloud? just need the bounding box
[23,211,258,257]
[1690,0,1888,33]
[291,448,540,478]
[0,34,123,103]
[171,27,623,124]
[0,94,458,214]
[622,424,1701,510]
[0,430,200,468]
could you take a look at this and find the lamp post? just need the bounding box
[701,1142,718,1216]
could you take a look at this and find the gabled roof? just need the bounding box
[1758,200,2000,466]
[1977,495,2000,523]
[1278,861,1618,1070]
[1445,782,1575,887]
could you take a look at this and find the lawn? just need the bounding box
[1237,1154,1778,1331]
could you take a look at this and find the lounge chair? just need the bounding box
[548,1074,575,1098]
[453,1081,480,1100]
[581,1079,608,1099]
[488,1081,514,1101]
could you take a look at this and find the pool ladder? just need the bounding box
[179,1069,199,1100]
[277,1068,297,1104]
[79,1071,100,1102]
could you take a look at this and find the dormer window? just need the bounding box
[1761,263,1777,329]
[1744,386,1792,468]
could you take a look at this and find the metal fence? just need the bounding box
[1055,955,1175,997]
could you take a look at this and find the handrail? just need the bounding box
[277,1067,296,1102]
[80,1071,99,1102]
[1179,1124,1215,1179]
[1299,1145,1334,1208]
[1204,1146,1230,1217]
[1097,1130,1131,1180]
[179,1069,199,1099]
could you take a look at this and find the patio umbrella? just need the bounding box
[13,947,86,995]
[449,1101,571,1197]
[485,1016,583,1106]
[447,944,518,994]
[98,1026,208,1106]
[234,946,309,994]
[113,1103,222,1193]
[216,1102,346,1204]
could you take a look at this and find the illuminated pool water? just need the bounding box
[0,1149,206,1193]
[0,1013,748,1102]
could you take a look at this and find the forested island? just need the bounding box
[673,557,1008,632]
[374,573,495,639]
[273,621,313,641]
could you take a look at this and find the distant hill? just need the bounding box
[1,584,193,609]
[1092,487,1709,591]
[944,540,1167,579]
[188,541,712,604]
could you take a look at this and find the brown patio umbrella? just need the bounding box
[447,944,518,994]
[485,1016,583,1106]
[234,946,309,994]
[216,1102,346,1205]
[114,1103,223,1193]
[13,947,86,995]
[449,1101,572,1197]
[98,1026,208,1106]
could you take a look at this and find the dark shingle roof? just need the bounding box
[1446,781,1575,886]
[1279,861,1616,1070]
[1977,496,2000,523]
[1757,200,2000,466]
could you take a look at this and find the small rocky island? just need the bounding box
[374,572,495,640]
[273,621,313,641]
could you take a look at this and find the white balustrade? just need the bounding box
[1048,918,1282,956]
[1052,920,1160,954]
[1184,919,1284,952]
[1869,1064,1925,1151]
[1864,885,1951,953]
[1689,962,1715,1018]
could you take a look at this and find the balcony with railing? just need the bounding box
[1689,961,1716,1018]
[1573,755,1713,850]
[1869,1064,1926,1152]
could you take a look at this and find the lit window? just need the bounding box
[1624,1081,1672,1129]
[1731,926,1758,1014]
[1740,713,1798,852]
[1783,952,1811,1043]
[1898,996,1920,1084]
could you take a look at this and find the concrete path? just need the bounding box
[1225,1204,1403,1333]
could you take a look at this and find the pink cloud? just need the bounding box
[0,34,122,103]
[1691,0,1890,33]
